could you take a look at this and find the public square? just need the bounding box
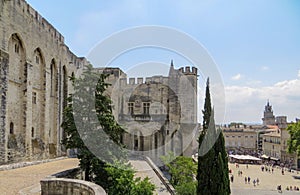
[229,162,300,194]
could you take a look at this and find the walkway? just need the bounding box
[0,158,79,195]
[130,159,171,195]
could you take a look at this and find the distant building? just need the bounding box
[222,124,257,154]
[262,128,281,161]
[223,101,299,169]
[262,100,276,125]
[261,105,298,168]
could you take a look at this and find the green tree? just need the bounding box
[161,152,197,195]
[175,182,197,195]
[105,162,155,195]
[287,121,300,156]
[62,65,155,194]
[62,65,124,187]
[196,78,230,195]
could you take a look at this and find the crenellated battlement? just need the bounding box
[119,76,169,86]
[178,66,197,75]
[6,0,65,44]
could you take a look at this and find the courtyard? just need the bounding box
[1,158,300,194]
[229,162,300,194]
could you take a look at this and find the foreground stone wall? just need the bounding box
[0,0,86,164]
[40,178,107,195]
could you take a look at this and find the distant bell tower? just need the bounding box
[262,100,276,125]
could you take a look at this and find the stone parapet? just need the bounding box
[40,177,107,195]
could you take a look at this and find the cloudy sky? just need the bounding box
[26,0,300,124]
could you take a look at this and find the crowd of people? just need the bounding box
[229,162,300,193]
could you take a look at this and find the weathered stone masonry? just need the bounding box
[0,50,9,163]
[0,0,200,165]
[0,0,86,164]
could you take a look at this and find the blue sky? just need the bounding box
[26,0,300,123]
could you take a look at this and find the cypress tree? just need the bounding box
[197,78,230,195]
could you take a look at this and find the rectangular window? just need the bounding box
[128,102,134,114]
[32,92,37,104]
[143,102,150,114]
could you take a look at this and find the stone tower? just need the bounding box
[262,100,276,125]
[98,61,198,162]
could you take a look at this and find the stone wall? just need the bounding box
[0,0,86,164]
[96,64,198,160]
[40,178,107,195]
[0,50,9,163]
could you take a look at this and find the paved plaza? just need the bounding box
[1,157,300,194]
[0,158,170,195]
[0,158,79,195]
[229,162,300,194]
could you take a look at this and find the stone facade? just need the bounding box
[262,116,298,168]
[97,63,198,160]
[222,124,258,154]
[262,128,281,160]
[0,0,86,164]
[0,0,199,165]
[40,178,107,195]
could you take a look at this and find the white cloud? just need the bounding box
[298,70,300,78]
[224,78,300,123]
[261,66,269,71]
[231,73,242,81]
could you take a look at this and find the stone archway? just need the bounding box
[6,33,27,162]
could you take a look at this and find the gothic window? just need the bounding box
[128,102,134,114]
[50,64,54,96]
[36,55,40,64]
[120,134,123,144]
[14,43,19,53]
[31,127,34,138]
[50,62,57,96]
[143,102,150,114]
[62,66,68,109]
[134,134,138,150]
[32,92,37,104]
[9,122,14,134]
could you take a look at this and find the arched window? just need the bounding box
[31,127,34,138]
[9,122,14,134]
[50,59,57,97]
[62,66,68,108]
